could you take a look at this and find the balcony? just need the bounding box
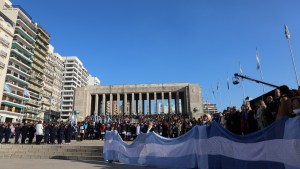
[28,77,43,87]
[42,101,51,106]
[0,22,14,36]
[14,33,35,49]
[34,45,47,57]
[17,18,36,36]
[11,49,32,64]
[24,106,41,114]
[43,84,52,92]
[28,83,42,93]
[0,37,10,48]
[26,99,41,107]
[6,73,28,86]
[0,61,5,69]
[6,80,27,91]
[10,55,32,69]
[31,72,44,81]
[32,57,45,68]
[1,100,25,109]
[7,64,31,77]
[35,39,48,51]
[12,41,33,57]
[22,114,39,121]
[15,26,35,43]
[32,64,44,74]
[0,50,7,58]
[34,50,46,62]
[3,90,28,101]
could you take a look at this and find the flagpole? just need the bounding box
[227,73,232,107]
[239,62,246,100]
[285,24,300,87]
[256,48,266,93]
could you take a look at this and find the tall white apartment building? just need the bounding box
[0,2,35,123]
[0,11,14,122]
[87,75,100,86]
[61,56,89,120]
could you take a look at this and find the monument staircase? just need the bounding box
[0,140,104,161]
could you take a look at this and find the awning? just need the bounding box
[1,101,24,109]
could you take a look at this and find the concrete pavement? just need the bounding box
[0,159,161,169]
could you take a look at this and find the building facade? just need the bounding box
[87,75,100,86]
[0,11,14,104]
[74,83,204,119]
[203,102,218,115]
[61,56,89,121]
[47,46,64,121]
[0,2,35,123]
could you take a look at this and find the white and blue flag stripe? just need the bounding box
[104,116,300,169]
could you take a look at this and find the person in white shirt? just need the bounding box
[35,121,44,145]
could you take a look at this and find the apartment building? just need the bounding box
[0,2,35,123]
[87,75,100,86]
[0,12,13,100]
[46,45,64,122]
[61,56,89,121]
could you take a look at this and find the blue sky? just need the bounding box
[11,0,300,111]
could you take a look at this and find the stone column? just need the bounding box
[110,93,113,115]
[139,93,142,114]
[176,91,179,114]
[95,94,98,116]
[131,93,135,115]
[87,93,91,116]
[161,92,164,113]
[102,94,106,115]
[185,87,189,113]
[168,92,172,113]
[117,93,120,115]
[124,93,127,115]
[146,93,150,114]
[154,92,157,114]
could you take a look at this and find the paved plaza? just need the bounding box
[0,139,161,169]
[0,159,160,169]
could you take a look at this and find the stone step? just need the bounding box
[2,152,102,156]
[0,154,104,161]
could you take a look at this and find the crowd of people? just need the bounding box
[0,87,299,144]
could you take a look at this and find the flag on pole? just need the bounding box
[49,96,52,105]
[70,114,75,126]
[23,88,30,98]
[217,80,220,92]
[256,48,261,70]
[38,94,43,102]
[211,85,215,99]
[239,62,243,74]
[227,75,230,91]
[284,24,290,39]
[4,83,12,93]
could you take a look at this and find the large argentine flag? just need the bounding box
[104,116,300,169]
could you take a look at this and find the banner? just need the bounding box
[104,116,300,169]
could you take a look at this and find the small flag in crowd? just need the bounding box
[256,48,261,70]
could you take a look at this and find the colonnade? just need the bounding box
[90,91,189,115]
